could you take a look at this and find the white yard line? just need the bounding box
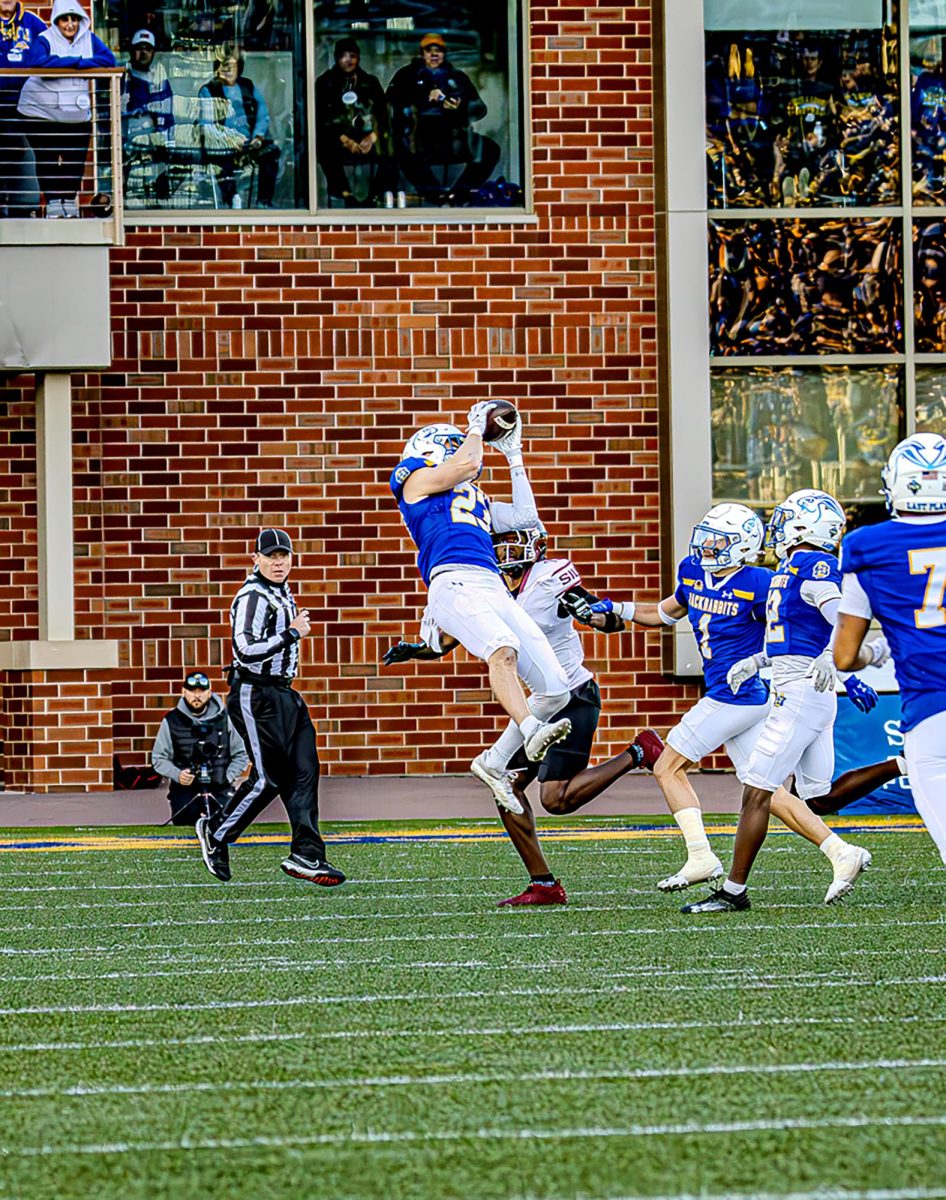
[11,1113,946,1158]
[5,1055,946,1101]
[3,974,946,1018]
[4,1010,944,1055]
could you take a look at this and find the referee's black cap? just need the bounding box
[255,527,293,555]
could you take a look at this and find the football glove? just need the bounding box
[844,675,878,713]
[466,401,495,436]
[727,651,767,695]
[560,590,594,624]
[805,648,837,693]
[491,412,523,462]
[867,635,891,667]
[382,641,426,666]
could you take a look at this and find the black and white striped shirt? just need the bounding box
[230,571,300,681]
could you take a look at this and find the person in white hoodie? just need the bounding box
[16,0,114,217]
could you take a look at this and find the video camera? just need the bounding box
[190,724,219,789]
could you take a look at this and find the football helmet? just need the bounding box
[492,526,548,575]
[765,489,846,560]
[882,432,946,515]
[402,423,465,466]
[689,503,764,571]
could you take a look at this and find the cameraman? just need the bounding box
[151,671,250,825]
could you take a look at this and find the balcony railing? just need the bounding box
[0,67,124,243]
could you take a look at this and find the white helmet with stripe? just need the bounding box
[402,423,465,466]
[689,503,764,570]
[765,489,846,561]
[882,432,946,515]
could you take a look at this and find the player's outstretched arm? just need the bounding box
[561,592,685,630]
[382,634,459,665]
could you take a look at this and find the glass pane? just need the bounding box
[910,21,946,203]
[705,18,899,209]
[913,218,946,348]
[711,364,903,503]
[96,0,307,210]
[709,217,903,355]
[915,366,946,429]
[313,0,523,211]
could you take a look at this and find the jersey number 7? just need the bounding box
[909,546,946,629]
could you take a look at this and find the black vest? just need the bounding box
[165,706,230,789]
[204,76,259,135]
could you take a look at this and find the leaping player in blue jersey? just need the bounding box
[390,404,573,808]
[835,432,946,865]
[680,489,896,913]
[576,502,891,903]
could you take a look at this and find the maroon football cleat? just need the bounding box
[630,728,664,770]
[498,880,567,907]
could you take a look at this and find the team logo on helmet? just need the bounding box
[401,423,465,467]
[765,489,845,560]
[689,502,764,571]
[882,433,946,515]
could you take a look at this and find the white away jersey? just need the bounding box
[515,558,593,691]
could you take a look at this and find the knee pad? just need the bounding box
[528,690,571,722]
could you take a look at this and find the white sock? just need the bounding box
[819,832,845,862]
[480,719,526,772]
[723,880,746,896]
[674,807,711,857]
[518,714,540,742]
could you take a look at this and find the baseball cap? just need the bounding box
[184,671,211,689]
[131,29,156,46]
[420,33,446,49]
[256,527,293,555]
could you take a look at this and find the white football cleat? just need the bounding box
[523,718,571,763]
[657,851,725,893]
[471,754,523,815]
[824,844,872,905]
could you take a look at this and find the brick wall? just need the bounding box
[1,2,712,786]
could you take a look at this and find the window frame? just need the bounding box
[114,0,534,224]
[661,0,937,674]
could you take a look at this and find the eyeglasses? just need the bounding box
[184,673,210,689]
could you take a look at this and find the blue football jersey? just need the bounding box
[842,517,946,731]
[390,456,498,586]
[765,550,840,659]
[674,556,771,705]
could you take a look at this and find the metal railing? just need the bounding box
[0,67,124,240]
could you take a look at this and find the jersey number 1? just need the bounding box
[909,547,946,629]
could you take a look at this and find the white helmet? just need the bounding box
[492,526,548,574]
[402,423,465,466]
[689,503,764,571]
[765,489,846,561]
[882,432,946,515]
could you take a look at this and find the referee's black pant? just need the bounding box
[215,682,326,860]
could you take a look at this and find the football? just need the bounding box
[482,400,519,443]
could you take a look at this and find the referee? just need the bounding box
[195,527,345,887]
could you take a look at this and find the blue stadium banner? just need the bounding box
[833,695,915,813]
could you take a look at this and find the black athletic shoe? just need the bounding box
[280,853,346,887]
[680,885,750,914]
[195,815,231,882]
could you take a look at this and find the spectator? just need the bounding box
[386,32,500,205]
[198,50,280,209]
[151,671,250,826]
[0,0,45,216]
[771,40,837,205]
[315,37,397,208]
[17,0,115,219]
[121,28,174,200]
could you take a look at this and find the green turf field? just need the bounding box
[1,818,944,1200]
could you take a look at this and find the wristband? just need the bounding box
[658,605,680,626]
[288,627,302,640]
[614,600,634,622]
[506,454,524,469]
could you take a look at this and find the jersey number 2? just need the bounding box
[765,589,785,643]
[909,546,946,629]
